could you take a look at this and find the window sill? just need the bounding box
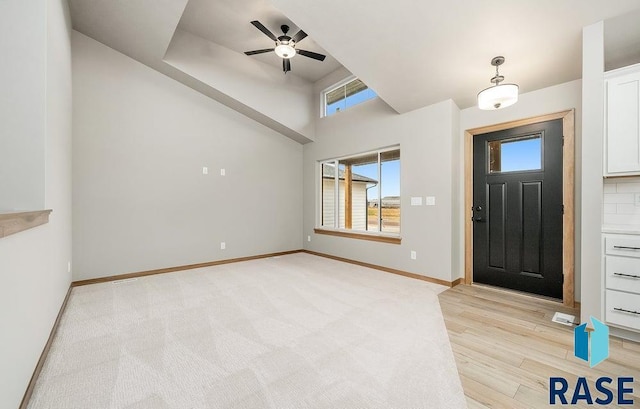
[314,228,401,244]
[0,210,52,238]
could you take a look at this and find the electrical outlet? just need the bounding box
[307,235,311,242]
[220,242,226,250]
[410,251,417,260]
[220,168,226,176]
[202,167,208,175]
[426,196,436,206]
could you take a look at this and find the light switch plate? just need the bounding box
[220,168,226,176]
[202,167,208,175]
[410,196,423,206]
[426,196,436,206]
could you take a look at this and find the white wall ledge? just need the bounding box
[0,210,52,238]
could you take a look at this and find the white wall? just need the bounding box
[0,0,46,210]
[581,22,605,322]
[164,30,316,143]
[304,75,459,282]
[72,32,303,280]
[0,0,73,407]
[459,79,583,300]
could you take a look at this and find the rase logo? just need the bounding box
[549,317,635,406]
[574,316,609,367]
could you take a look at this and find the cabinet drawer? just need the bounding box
[605,256,640,293]
[605,236,640,257]
[606,290,640,331]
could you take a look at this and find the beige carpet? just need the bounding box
[27,253,466,408]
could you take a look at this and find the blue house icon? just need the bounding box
[574,316,609,368]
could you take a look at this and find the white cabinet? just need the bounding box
[603,235,640,332]
[604,64,640,176]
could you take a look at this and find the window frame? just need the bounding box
[320,75,377,118]
[315,145,401,244]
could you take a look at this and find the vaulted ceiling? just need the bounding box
[271,0,640,112]
[178,0,342,82]
[69,0,640,143]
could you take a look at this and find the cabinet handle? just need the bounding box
[613,307,640,316]
[613,272,640,279]
[613,245,640,251]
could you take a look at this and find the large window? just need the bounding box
[322,77,377,117]
[319,147,400,236]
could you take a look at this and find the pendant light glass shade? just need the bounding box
[477,83,519,110]
[275,43,296,59]
[477,56,518,110]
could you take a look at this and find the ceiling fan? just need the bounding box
[244,20,326,74]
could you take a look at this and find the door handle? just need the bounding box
[472,205,484,222]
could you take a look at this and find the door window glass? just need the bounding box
[488,135,542,173]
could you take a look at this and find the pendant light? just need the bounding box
[477,56,519,110]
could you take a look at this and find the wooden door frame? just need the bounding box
[464,110,575,307]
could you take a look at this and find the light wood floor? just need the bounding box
[438,284,640,408]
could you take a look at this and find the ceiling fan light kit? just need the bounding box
[245,21,326,73]
[477,56,519,110]
[275,43,295,59]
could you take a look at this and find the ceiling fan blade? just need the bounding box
[250,20,277,41]
[244,48,275,56]
[297,49,326,61]
[283,58,291,73]
[291,29,307,43]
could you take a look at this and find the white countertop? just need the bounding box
[602,225,640,235]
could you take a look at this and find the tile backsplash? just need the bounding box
[604,177,640,226]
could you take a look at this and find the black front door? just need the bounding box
[473,119,563,299]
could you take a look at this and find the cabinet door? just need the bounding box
[606,71,640,175]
